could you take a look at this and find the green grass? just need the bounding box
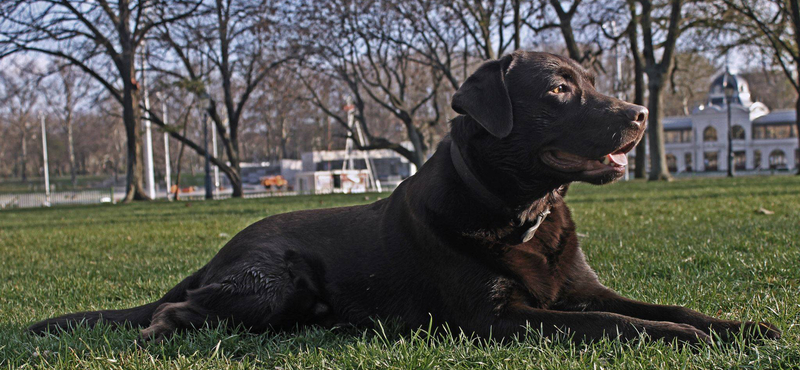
[1,176,798,369]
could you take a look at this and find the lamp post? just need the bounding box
[40,113,51,206]
[723,69,735,177]
[157,92,172,199]
[200,92,213,200]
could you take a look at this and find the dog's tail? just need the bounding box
[28,270,203,335]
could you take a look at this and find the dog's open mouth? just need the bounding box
[541,140,637,176]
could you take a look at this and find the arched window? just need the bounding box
[769,150,787,169]
[704,152,719,171]
[666,154,677,172]
[703,126,717,142]
[731,125,745,140]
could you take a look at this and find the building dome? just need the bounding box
[706,72,752,108]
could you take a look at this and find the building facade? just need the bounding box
[632,73,799,174]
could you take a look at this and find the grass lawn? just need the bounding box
[1,176,798,369]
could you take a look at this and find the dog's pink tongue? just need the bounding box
[608,153,628,166]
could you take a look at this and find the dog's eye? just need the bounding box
[550,85,567,94]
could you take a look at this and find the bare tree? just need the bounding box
[299,1,448,167]
[578,0,647,176]
[0,0,201,201]
[41,64,93,187]
[628,1,648,178]
[387,0,527,91]
[251,70,321,161]
[0,64,41,183]
[663,53,717,117]
[171,102,196,201]
[721,0,800,174]
[637,0,685,181]
[148,0,296,197]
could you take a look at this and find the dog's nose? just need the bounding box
[626,105,648,127]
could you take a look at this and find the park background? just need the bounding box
[1,0,800,203]
[0,0,799,369]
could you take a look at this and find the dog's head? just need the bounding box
[452,51,647,186]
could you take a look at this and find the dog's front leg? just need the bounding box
[560,286,781,341]
[490,306,710,344]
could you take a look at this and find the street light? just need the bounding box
[200,92,213,200]
[723,69,735,177]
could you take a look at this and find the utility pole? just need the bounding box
[723,68,735,177]
[201,93,213,200]
[40,113,51,206]
[611,20,629,181]
[342,97,356,171]
[158,92,172,199]
[212,120,220,196]
[140,42,156,199]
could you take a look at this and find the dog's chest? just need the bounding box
[492,221,571,310]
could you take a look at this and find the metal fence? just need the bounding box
[0,189,113,209]
[0,183,400,209]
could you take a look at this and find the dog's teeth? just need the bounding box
[601,156,611,165]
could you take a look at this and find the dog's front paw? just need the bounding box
[646,322,711,345]
[742,321,781,340]
[710,320,781,342]
[138,321,173,344]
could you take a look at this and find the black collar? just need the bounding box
[450,139,551,244]
[450,139,512,217]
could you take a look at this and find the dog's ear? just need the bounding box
[451,54,514,138]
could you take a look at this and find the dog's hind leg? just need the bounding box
[139,254,328,342]
[139,300,214,343]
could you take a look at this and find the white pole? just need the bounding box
[141,43,156,199]
[40,114,51,206]
[212,123,219,195]
[344,110,354,170]
[611,20,630,181]
[159,92,172,199]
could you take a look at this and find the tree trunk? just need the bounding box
[513,0,521,50]
[173,119,189,201]
[228,171,243,197]
[117,2,149,202]
[226,139,243,198]
[796,58,800,175]
[121,67,149,202]
[796,93,800,175]
[406,123,427,168]
[560,19,582,62]
[646,74,672,181]
[550,0,583,62]
[629,4,647,179]
[634,127,647,178]
[788,0,800,175]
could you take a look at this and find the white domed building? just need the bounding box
[631,72,798,174]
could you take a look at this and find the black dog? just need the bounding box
[30,51,780,344]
